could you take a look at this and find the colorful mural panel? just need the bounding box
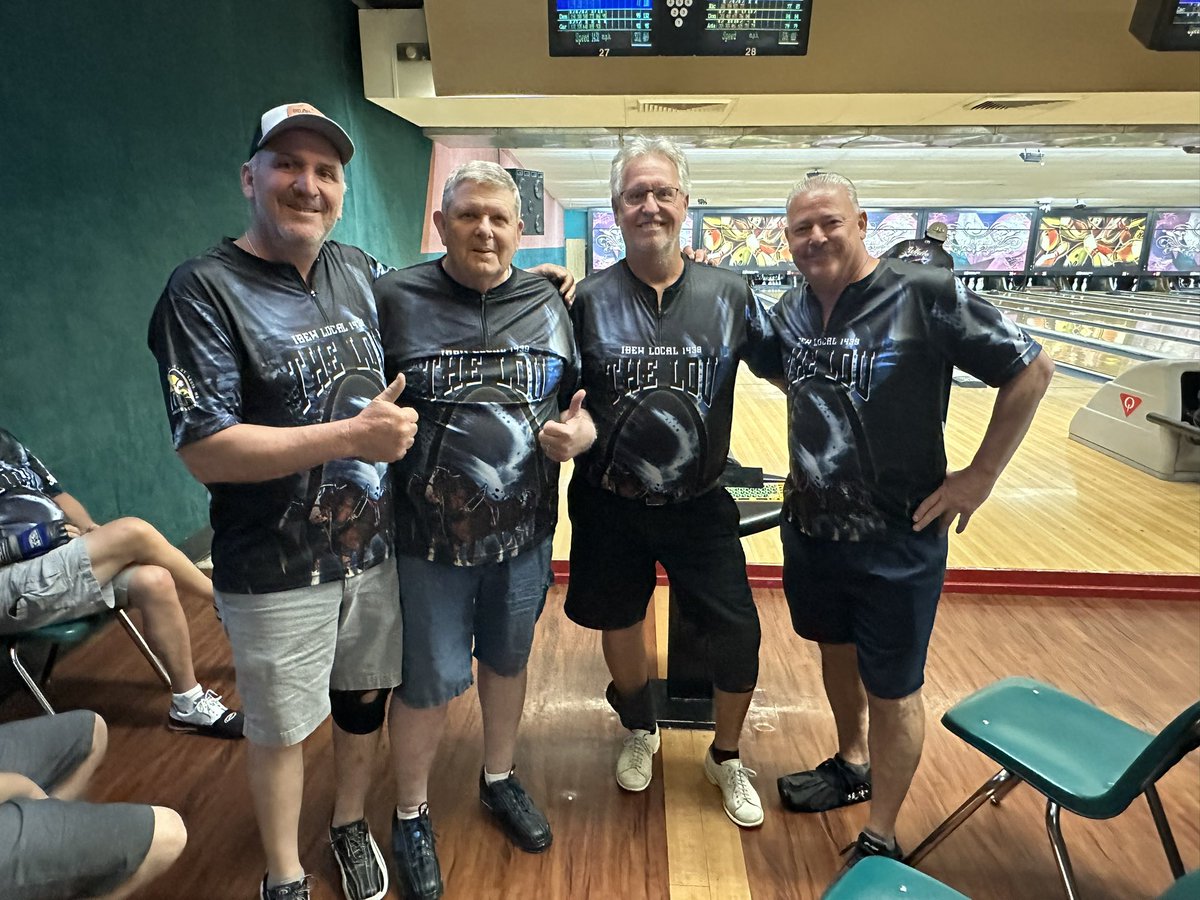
[1033,214,1147,272]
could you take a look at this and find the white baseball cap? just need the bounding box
[249,102,354,164]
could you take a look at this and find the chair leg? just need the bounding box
[115,610,172,689]
[1046,800,1080,900]
[1145,785,1186,880]
[905,768,1020,866]
[989,772,1022,806]
[9,646,57,715]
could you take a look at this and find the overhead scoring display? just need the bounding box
[549,0,812,57]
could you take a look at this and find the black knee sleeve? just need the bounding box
[709,616,761,695]
[329,689,388,735]
[605,680,657,732]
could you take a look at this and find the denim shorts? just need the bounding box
[395,537,553,709]
[781,519,948,700]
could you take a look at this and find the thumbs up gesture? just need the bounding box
[350,372,420,462]
[538,389,596,463]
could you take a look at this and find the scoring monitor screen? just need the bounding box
[549,0,812,57]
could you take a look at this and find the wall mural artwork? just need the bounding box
[864,211,920,257]
[700,214,790,269]
[1033,214,1147,271]
[590,209,695,272]
[927,210,1034,271]
[1146,210,1200,274]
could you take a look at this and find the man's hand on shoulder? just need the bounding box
[349,373,420,463]
[682,246,716,266]
[538,389,596,463]
[529,264,576,305]
[912,466,995,535]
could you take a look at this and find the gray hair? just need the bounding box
[610,137,692,208]
[786,172,861,212]
[441,160,521,216]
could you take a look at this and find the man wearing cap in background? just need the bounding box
[881,220,956,270]
[149,102,417,900]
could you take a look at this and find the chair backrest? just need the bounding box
[1118,700,1200,796]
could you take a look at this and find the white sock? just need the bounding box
[483,769,511,785]
[396,805,423,821]
[172,684,203,711]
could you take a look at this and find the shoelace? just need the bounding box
[333,824,367,862]
[724,764,759,806]
[191,689,228,722]
[620,733,655,772]
[492,779,535,813]
[268,875,315,899]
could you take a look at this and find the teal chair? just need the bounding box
[5,609,171,714]
[823,857,970,899]
[824,858,1200,900]
[905,677,1200,900]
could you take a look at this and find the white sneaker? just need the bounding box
[615,729,661,792]
[704,752,764,827]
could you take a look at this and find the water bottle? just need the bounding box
[0,521,71,566]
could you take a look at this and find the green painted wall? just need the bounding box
[0,1,432,543]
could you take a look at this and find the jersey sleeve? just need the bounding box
[741,287,785,380]
[23,450,62,497]
[147,274,244,449]
[930,275,1042,387]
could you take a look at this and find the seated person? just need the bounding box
[0,710,187,899]
[0,427,242,738]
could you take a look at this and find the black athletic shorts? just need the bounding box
[781,518,948,700]
[564,477,757,635]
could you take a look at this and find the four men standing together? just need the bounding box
[145,103,1050,899]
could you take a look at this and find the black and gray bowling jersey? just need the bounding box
[376,261,578,566]
[882,238,956,271]
[0,428,66,546]
[571,259,776,504]
[770,258,1041,541]
[148,239,395,593]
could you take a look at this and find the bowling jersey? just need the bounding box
[770,258,1042,541]
[571,258,776,504]
[0,429,66,549]
[376,261,578,566]
[882,238,956,271]
[148,239,395,593]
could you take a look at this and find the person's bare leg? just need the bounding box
[478,663,527,775]
[712,688,752,753]
[247,742,306,885]
[389,696,450,810]
[97,806,188,900]
[82,518,213,606]
[51,712,107,801]
[331,706,382,827]
[818,642,869,766]
[602,623,650,698]
[864,688,925,843]
[122,564,197,692]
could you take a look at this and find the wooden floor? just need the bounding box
[2,584,1196,899]
[551,370,1200,575]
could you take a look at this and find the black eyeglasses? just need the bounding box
[619,185,683,208]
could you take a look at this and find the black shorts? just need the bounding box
[564,477,756,635]
[781,519,948,700]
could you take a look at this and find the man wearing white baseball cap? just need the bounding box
[149,101,415,900]
[150,101,575,900]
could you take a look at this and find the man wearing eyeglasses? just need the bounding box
[563,137,778,828]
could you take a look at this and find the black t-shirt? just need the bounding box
[376,261,578,566]
[0,429,65,546]
[769,258,1041,540]
[882,238,956,271]
[571,259,776,503]
[147,239,395,593]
